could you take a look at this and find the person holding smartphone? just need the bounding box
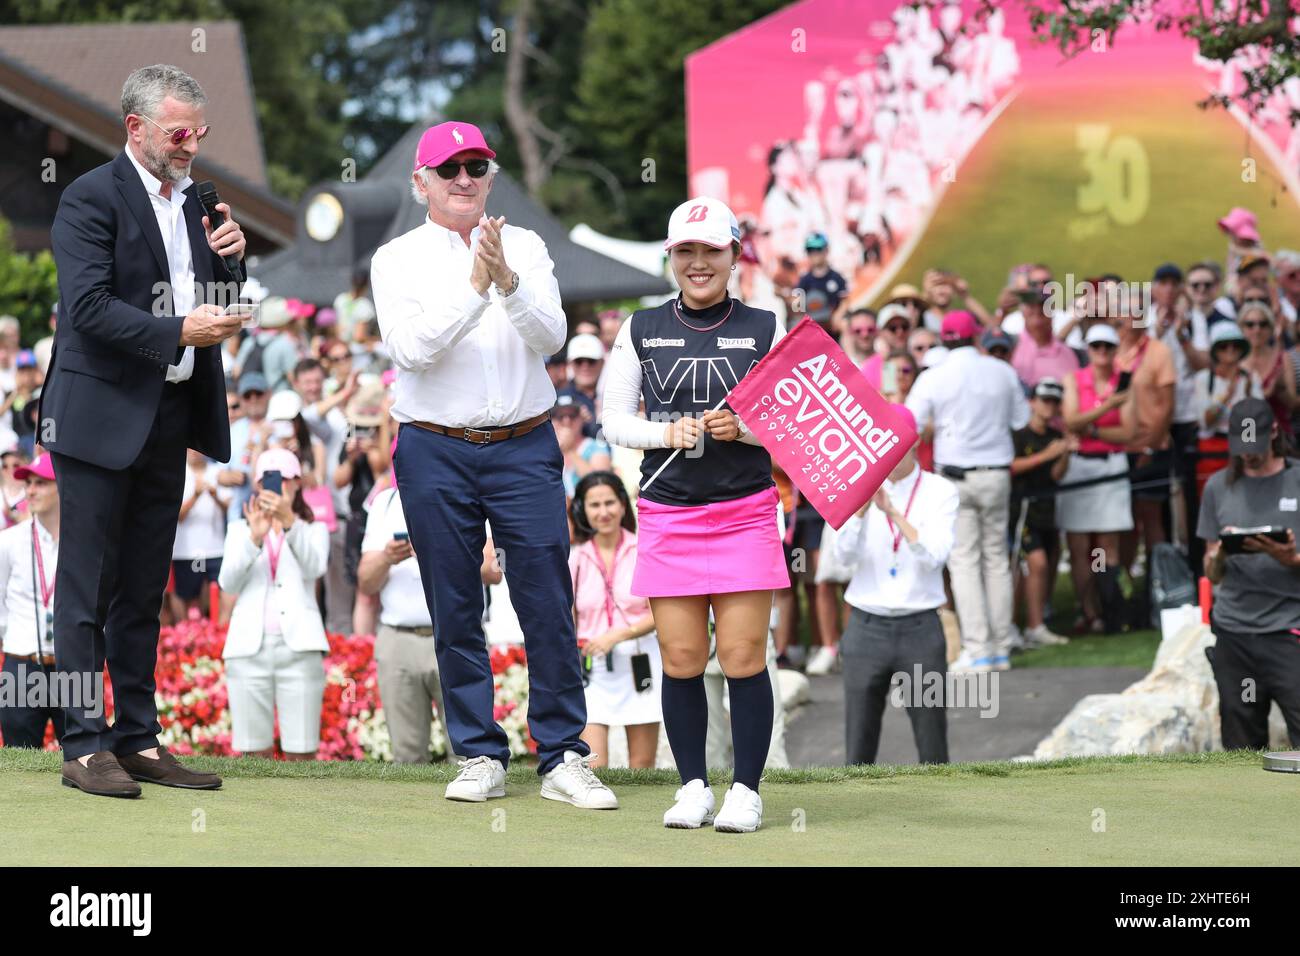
[218,448,330,759]
[1058,323,1138,634]
[568,472,661,770]
[1199,399,1300,749]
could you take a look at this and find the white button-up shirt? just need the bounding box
[906,346,1029,467]
[125,145,195,382]
[0,516,59,658]
[361,487,431,629]
[832,464,958,616]
[371,217,566,427]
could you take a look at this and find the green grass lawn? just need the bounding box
[2,748,1293,866]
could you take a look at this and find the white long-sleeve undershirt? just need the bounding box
[600,316,785,450]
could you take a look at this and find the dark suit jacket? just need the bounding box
[41,151,234,470]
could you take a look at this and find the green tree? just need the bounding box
[0,0,390,199]
[570,0,787,239]
[0,217,59,345]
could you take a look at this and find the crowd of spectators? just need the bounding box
[2,202,1296,761]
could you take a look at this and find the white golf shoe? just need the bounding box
[540,750,619,809]
[663,779,716,829]
[713,782,763,833]
[444,755,506,802]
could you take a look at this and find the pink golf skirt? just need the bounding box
[631,485,790,598]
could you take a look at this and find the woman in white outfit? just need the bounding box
[569,471,661,768]
[219,448,331,759]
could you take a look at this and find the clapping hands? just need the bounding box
[471,215,512,295]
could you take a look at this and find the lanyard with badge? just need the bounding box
[30,521,53,659]
[581,535,653,694]
[886,473,923,578]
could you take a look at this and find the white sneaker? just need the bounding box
[805,645,839,676]
[950,651,993,673]
[1023,624,1068,647]
[663,779,716,828]
[445,755,506,802]
[713,782,763,833]
[540,750,619,810]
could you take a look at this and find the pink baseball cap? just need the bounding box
[1218,207,1260,244]
[14,455,54,482]
[255,447,302,483]
[414,121,496,171]
[940,310,979,342]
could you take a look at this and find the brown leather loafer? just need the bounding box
[116,747,222,790]
[62,752,142,798]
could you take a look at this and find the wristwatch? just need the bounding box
[495,271,519,298]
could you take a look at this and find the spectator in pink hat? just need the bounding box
[0,453,62,748]
[906,310,1029,672]
[218,447,329,760]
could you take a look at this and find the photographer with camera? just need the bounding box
[1199,398,1300,750]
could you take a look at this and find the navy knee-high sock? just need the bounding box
[661,672,708,785]
[727,668,774,791]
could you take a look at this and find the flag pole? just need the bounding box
[640,396,731,493]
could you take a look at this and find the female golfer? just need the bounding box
[602,197,789,832]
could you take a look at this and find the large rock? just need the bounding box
[1034,608,1218,759]
[1035,607,1293,758]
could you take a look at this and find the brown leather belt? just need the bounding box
[409,412,550,445]
[391,625,435,637]
[6,653,55,667]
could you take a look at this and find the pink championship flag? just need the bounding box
[726,318,917,530]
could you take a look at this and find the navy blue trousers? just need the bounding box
[393,420,588,774]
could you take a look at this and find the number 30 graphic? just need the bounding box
[1076,124,1150,226]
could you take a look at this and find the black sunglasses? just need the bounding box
[432,159,491,180]
[1188,281,1215,290]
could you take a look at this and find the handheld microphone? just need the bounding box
[195,181,245,283]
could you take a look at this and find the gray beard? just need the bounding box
[142,142,189,184]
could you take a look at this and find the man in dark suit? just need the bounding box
[44,64,245,797]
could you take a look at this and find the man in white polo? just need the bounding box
[907,310,1029,672]
[359,484,502,763]
[371,121,616,809]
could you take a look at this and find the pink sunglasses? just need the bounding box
[139,114,210,146]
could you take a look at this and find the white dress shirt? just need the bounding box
[0,516,59,658]
[371,217,566,427]
[906,346,1030,467]
[361,487,431,629]
[125,146,195,382]
[832,464,958,616]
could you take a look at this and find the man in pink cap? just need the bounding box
[370,121,616,809]
[906,310,1029,673]
[0,455,63,750]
